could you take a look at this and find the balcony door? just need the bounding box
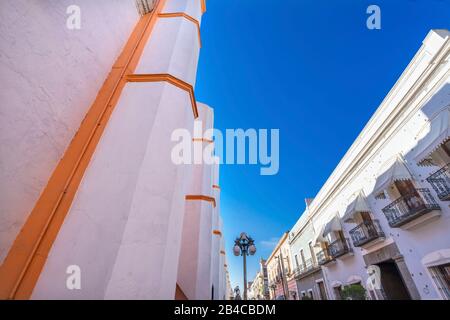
[394,180,424,210]
[361,212,377,238]
[394,180,417,197]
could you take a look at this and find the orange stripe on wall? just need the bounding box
[192,138,213,143]
[0,0,167,300]
[201,0,207,14]
[175,283,188,300]
[126,73,199,118]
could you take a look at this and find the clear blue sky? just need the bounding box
[195,0,450,290]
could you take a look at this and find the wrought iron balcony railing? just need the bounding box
[328,238,352,258]
[349,219,384,247]
[293,258,320,279]
[316,249,333,266]
[382,188,440,228]
[426,164,450,201]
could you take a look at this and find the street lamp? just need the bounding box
[234,286,241,300]
[233,232,256,300]
[275,255,289,300]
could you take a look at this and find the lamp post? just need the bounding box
[275,254,289,300]
[234,286,241,300]
[233,232,256,300]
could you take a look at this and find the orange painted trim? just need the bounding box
[201,0,207,14]
[126,74,199,118]
[192,138,213,143]
[213,230,222,236]
[0,0,168,300]
[212,184,220,190]
[220,250,226,255]
[158,13,202,48]
[185,195,216,207]
[175,283,188,300]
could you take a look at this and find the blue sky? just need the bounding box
[195,0,450,290]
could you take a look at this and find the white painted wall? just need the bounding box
[32,80,195,299]
[31,0,211,299]
[135,17,200,86]
[0,0,138,264]
[210,162,221,299]
[177,103,215,299]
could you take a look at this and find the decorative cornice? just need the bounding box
[126,73,199,118]
[192,138,214,143]
[185,195,216,207]
[201,0,206,14]
[157,12,202,48]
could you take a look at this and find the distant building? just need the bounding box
[266,232,298,300]
[248,258,270,300]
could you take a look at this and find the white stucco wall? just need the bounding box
[0,0,139,264]
[177,103,216,300]
[32,80,195,299]
[210,162,221,299]
[32,0,206,299]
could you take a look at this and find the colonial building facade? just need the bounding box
[0,0,230,300]
[266,232,298,300]
[248,258,270,300]
[289,201,329,300]
[287,29,450,300]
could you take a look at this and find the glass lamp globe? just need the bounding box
[233,245,241,256]
[248,244,256,255]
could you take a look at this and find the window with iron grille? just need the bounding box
[429,263,450,300]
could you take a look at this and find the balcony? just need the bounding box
[426,164,450,201]
[382,188,440,228]
[349,219,385,247]
[293,258,320,280]
[316,250,334,266]
[328,238,352,259]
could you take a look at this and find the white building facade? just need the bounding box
[249,258,270,300]
[288,29,450,300]
[288,202,329,300]
[0,0,230,300]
